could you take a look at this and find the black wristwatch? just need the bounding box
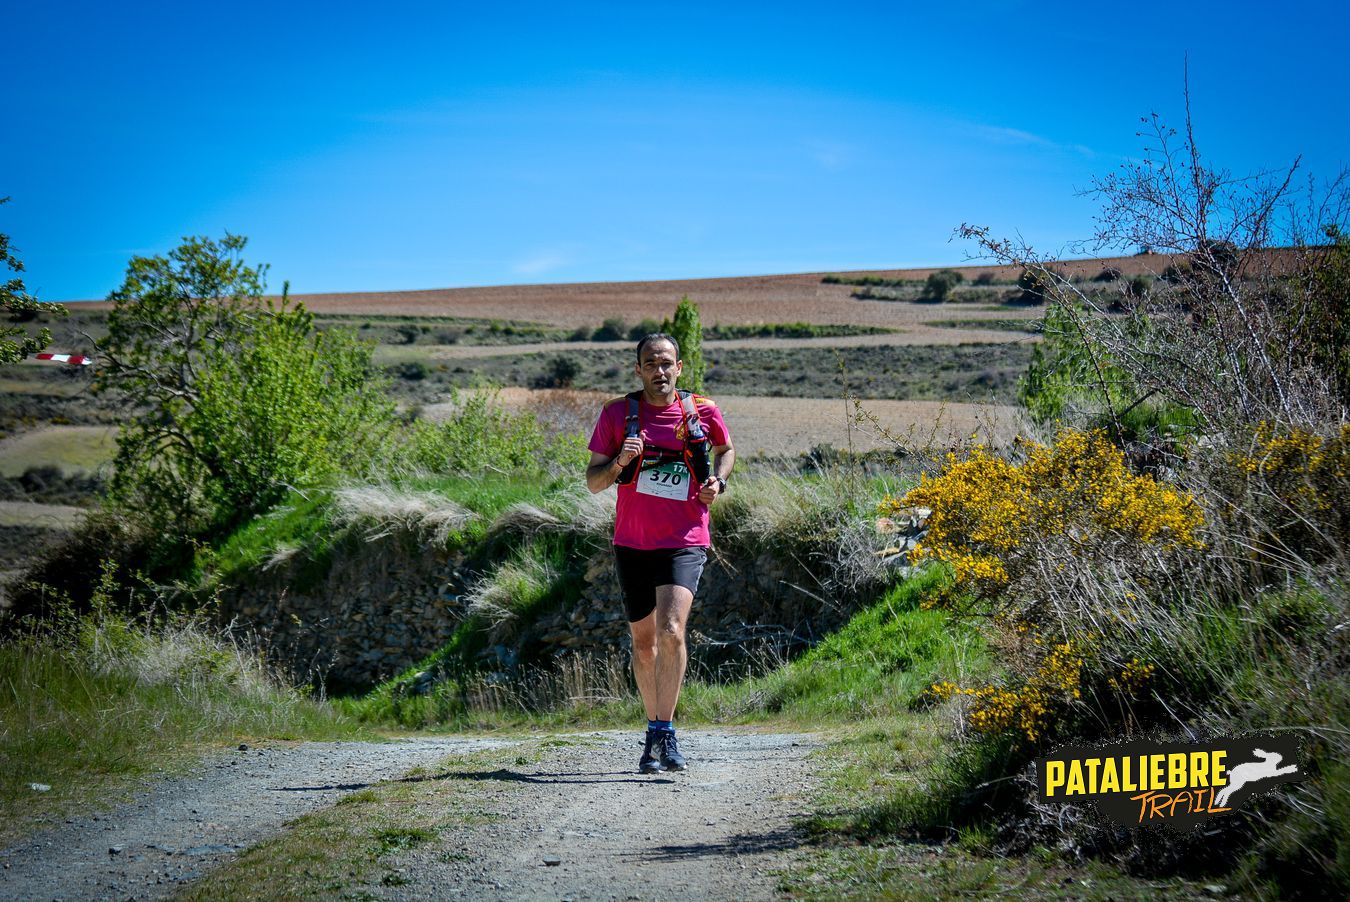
[714,476,727,494]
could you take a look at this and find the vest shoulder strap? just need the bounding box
[625,390,706,441]
[624,391,642,437]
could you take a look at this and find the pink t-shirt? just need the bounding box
[588,392,731,550]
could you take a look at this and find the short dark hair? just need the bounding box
[635,332,679,363]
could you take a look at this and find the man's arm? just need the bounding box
[713,442,735,481]
[697,442,735,504]
[586,432,645,494]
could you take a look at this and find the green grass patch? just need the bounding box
[685,567,990,723]
[0,425,118,477]
[196,471,573,595]
[175,741,526,901]
[199,487,341,587]
[0,603,367,845]
[0,377,88,398]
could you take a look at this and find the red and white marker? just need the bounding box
[34,353,93,366]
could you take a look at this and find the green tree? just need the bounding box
[95,234,395,540]
[669,295,705,392]
[187,302,396,531]
[1,197,68,365]
[922,268,964,301]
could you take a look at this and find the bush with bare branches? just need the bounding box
[961,106,1349,436]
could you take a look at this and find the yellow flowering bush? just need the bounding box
[1222,422,1350,556]
[927,641,1087,743]
[1106,657,1156,695]
[887,430,1201,746]
[880,429,1205,609]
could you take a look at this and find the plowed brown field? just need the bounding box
[78,255,1173,329]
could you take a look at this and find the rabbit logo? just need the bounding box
[1214,749,1299,808]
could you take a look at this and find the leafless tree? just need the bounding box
[959,88,1350,436]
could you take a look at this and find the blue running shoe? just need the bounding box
[640,729,666,774]
[657,731,686,771]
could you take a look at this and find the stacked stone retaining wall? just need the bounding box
[216,511,927,690]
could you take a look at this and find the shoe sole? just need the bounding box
[639,762,665,774]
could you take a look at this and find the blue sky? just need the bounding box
[6,1,1346,301]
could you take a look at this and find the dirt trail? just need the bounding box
[0,730,822,900]
[393,729,822,901]
[0,737,514,900]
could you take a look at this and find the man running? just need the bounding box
[586,332,734,773]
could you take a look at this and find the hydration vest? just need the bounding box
[614,390,713,489]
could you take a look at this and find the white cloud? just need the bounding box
[965,123,1096,157]
[514,250,571,276]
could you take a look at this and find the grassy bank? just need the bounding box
[337,563,974,729]
[0,576,368,844]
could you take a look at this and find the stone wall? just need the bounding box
[215,510,927,690]
[217,537,473,690]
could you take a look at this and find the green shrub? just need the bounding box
[1016,266,1059,304]
[534,355,580,388]
[1124,273,1150,300]
[627,318,662,341]
[921,269,964,301]
[395,361,428,381]
[393,387,546,476]
[593,317,627,341]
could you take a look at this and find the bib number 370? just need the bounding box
[636,461,690,501]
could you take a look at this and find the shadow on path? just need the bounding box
[632,826,810,862]
[274,767,672,792]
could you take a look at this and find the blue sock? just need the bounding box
[648,719,674,733]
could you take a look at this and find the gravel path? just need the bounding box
[386,729,823,901]
[0,731,822,901]
[0,737,514,901]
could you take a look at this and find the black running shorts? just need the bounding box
[612,544,708,623]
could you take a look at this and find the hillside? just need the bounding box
[72,254,1174,327]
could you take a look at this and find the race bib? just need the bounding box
[636,460,691,501]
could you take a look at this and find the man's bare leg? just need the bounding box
[652,584,694,721]
[628,614,659,721]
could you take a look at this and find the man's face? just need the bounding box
[636,340,682,396]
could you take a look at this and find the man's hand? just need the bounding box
[697,476,722,505]
[617,431,645,467]
[588,431,647,493]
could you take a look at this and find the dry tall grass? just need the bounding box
[331,484,475,545]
